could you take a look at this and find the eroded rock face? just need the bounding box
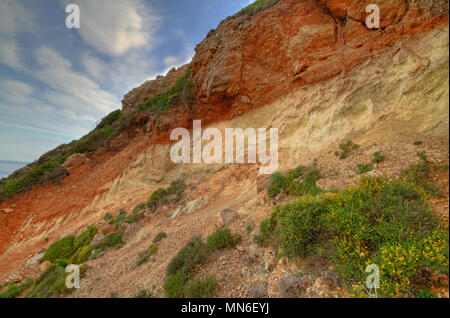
[121,65,190,112]
[26,252,44,266]
[190,0,448,121]
[117,0,447,143]
[62,153,88,172]
[219,208,239,226]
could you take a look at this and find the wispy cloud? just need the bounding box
[0,0,247,161]
[64,0,161,56]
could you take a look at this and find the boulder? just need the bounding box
[62,153,88,172]
[277,274,308,298]
[183,196,210,214]
[219,208,239,226]
[26,252,45,266]
[249,282,267,298]
[39,261,52,273]
[171,196,210,219]
[170,205,183,219]
[8,274,24,284]
[305,273,339,298]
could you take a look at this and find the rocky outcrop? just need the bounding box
[121,65,190,112]
[190,0,448,121]
[62,153,89,173]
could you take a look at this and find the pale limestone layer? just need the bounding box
[101,24,448,201]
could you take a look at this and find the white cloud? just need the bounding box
[81,53,107,81]
[67,0,161,56]
[0,80,33,104]
[0,40,24,70]
[164,56,179,67]
[34,47,118,114]
[0,0,33,35]
[0,0,33,70]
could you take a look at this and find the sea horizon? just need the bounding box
[0,159,29,179]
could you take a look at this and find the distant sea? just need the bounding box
[0,160,29,179]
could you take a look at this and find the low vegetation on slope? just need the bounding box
[0,225,101,298]
[147,179,186,211]
[224,0,279,22]
[137,67,194,115]
[164,227,241,298]
[0,68,194,203]
[267,165,322,199]
[0,110,122,202]
[257,152,448,297]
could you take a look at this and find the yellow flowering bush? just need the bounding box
[257,175,448,297]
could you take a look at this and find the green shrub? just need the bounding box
[207,227,241,251]
[26,266,70,298]
[285,166,322,196]
[257,176,448,297]
[0,278,33,298]
[164,228,239,298]
[267,172,286,198]
[125,213,139,224]
[113,209,127,227]
[97,109,122,129]
[136,252,149,267]
[73,225,98,250]
[42,235,76,264]
[168,179,187,202]
[133,203,147,214]
[104,212,113,222]
[268,166,322,199]
[138,68,194,116]
[357,163,374,174]
[136,243,158,266]
[0,156,68,201]
[147,188,168,210]
[164,271,189,298]
[153,231,167,243]
[253,219,272,247]
[336,140,360,159]
[99,231,123,248]
[183,276,217,298]
[133,289,154,298]
[226,0,278,21]
[413,288,437,298]
[146,179,187,211]
[67,246,92,265]
[413,141,423,146]
[401,151,442,197]
[167,237,208,276]
[372,151,386,164]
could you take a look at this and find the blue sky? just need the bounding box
[0,0,253,162]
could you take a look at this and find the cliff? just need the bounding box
[0,0,448,298]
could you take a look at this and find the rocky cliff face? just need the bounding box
[121,0,448,129]
[121,65,190,112]
[190,0,448,121]
[0,0,448,297]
